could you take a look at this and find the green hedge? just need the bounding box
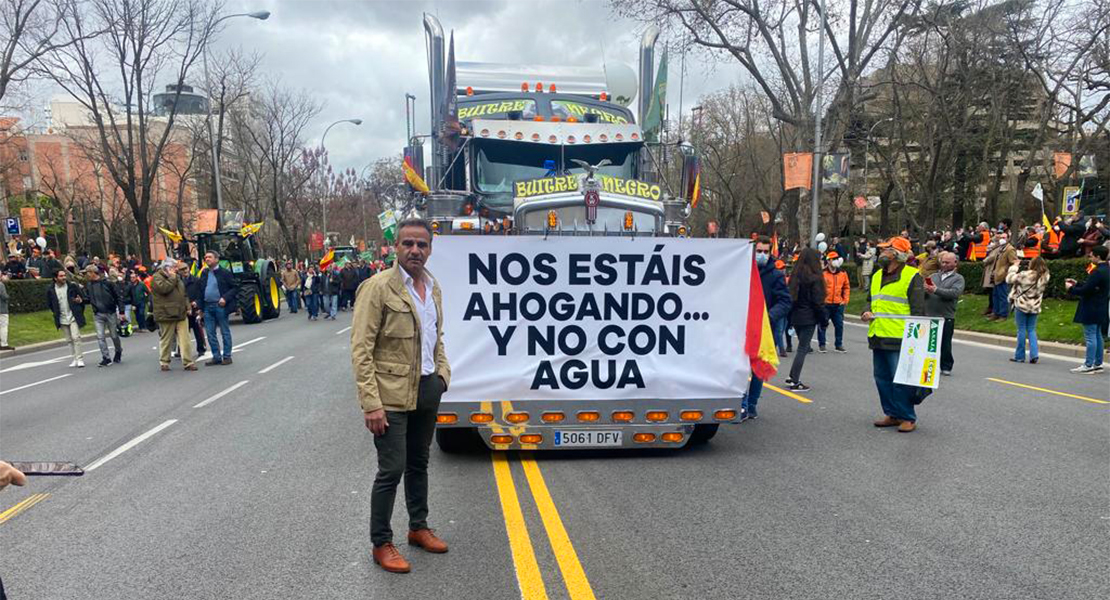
[4,276,92,314]
[844,257,1091,299]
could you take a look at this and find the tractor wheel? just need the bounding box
[435,428,484,454]
[261,267,281,320]
[688,424,720,446]
[238,285,263,324]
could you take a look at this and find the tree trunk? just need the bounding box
[879,182,894,237]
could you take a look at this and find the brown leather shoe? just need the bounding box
[408,528,448,553]
[873,416,902,427]
[184,365,198,371]
[372,543,411,573]
[898,420,917,433]
[160,365,170,371]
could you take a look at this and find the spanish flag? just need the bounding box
[690,170,701,209]
[745,260,780,380]
[319,249,335,270]
[403,155,429,194]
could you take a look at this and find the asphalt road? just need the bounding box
[0,309,1107,600]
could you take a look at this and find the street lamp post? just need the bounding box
[862,117,894,237]
[202,10,270,213]
[319,118,363,246]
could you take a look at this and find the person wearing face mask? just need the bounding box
[861,237,927,432]
[817,252,850,353]
[989,233,1019,320]
[744,236,793,419]
[925,252,964,375]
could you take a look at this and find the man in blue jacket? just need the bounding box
[744,236,793,420]
[1066,245,1109,374]
[194,251,238,365]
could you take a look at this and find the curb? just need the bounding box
[844,314,1089,359]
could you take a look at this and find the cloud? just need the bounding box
[218,0,742,173]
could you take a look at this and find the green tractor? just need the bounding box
[193,229,282,324]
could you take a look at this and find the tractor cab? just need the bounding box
[194,231,258,275]
[190,228,281,324]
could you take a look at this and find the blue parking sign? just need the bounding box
[5,217,20,235]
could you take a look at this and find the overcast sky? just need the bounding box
[213,0,743,174]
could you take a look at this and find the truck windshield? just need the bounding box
[475,140,638,208]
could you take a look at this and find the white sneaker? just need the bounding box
[1070,364,1095,373]
[76,359,85,368]
[69,359,78,368]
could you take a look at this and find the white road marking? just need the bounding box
[232,336,265,351]
[843,321,1079,362]
[84,419,178,472]
[0,374,73,396]
[193,380,251,408]
[335,326,352,335]
[258,356,294,374]
[0,350,98,374]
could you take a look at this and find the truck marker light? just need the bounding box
[567,116,578,123]
[466,86,474,96]
[534,115,545,122]
[599,134,608,142]
[520,434,543,444]
[582,134,591,143]
[600,92,608,101]
[631,132,640,141]
[497,130,507,139]
[431,221,440,232]
[611,411,634,422]
[680,411,703,421]
[479,128,490,137]
[541,412,565,423]
[531,133,541,141]
[535,82,543,92]
[514,132,524,140]
[549,84,557,93]
[646,411,668,422]
[550,116,561,123]
[506,412,530,423]
[436,413,458,424]
[521,83,529,92]
[576,411,600,422]
[633,433,655,443]
[470,413,494,423]
[661,432,684,443]
[459,222,474,230]
[548,135,558,144]
[566,135,576,144]
[624,212,634,230]
[490,434,514,445]
[547,211,558,228]
[714,410,738,421]
[615,133,624,141]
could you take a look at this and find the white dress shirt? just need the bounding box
[400,267,438,376]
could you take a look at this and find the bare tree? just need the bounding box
[40,0,221,264]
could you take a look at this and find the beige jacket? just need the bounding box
[351,264,451,412]
[993,245,1019,285]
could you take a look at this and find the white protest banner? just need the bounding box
[893,316,944,389]
[427,237,754,402]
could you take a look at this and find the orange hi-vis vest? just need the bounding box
[1023,234,1042,258]
[1045,229,1061,252]
[970,231,990,261]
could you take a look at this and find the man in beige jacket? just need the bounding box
[989,233,1019,320]
[351,218,451,574]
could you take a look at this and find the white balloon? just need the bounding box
[815,233,826,243]
[36,236,47,249]
[818,241,828,253]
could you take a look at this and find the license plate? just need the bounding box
[553,431,623,447]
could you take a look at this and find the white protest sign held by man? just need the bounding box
[427,237,754,402]
[893,316,944,389]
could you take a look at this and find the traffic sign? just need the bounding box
[5,217,20,235]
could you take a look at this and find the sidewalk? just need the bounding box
[843,314,1089,359]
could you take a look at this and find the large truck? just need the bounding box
[416,17,736,452]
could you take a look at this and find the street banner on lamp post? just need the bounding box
[783,152,813,190]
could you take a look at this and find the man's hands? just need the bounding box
[364,408,389,436]
[0,461,27,491]
[1065,278,1076,290]
[861,311,875,323]
[924,279,937,294]
[218,298,226,307]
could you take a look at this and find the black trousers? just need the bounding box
[370,375,445,547]
[789,324,817,382]
[941,317,956,371]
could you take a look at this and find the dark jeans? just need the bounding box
[789,324,816,382]
[340,288,356,310]
[371,375,445,547]
[817,304,845,348]
[744,375,763,414]
[941,317,955,371]
[285,289,300,313]
[203,302,232,360]
[306,293,319,318]
[872,348,916,422]
[992,282,1010,318]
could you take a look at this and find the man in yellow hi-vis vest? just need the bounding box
[861,237,927,433]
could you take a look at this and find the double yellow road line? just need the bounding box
[492,452,596,600]
[0,493,49,525]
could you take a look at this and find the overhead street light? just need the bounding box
[320,119,364,245]
[203,10,271,213]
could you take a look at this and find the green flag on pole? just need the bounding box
[643,51,668,143]
[378,209,397,243]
